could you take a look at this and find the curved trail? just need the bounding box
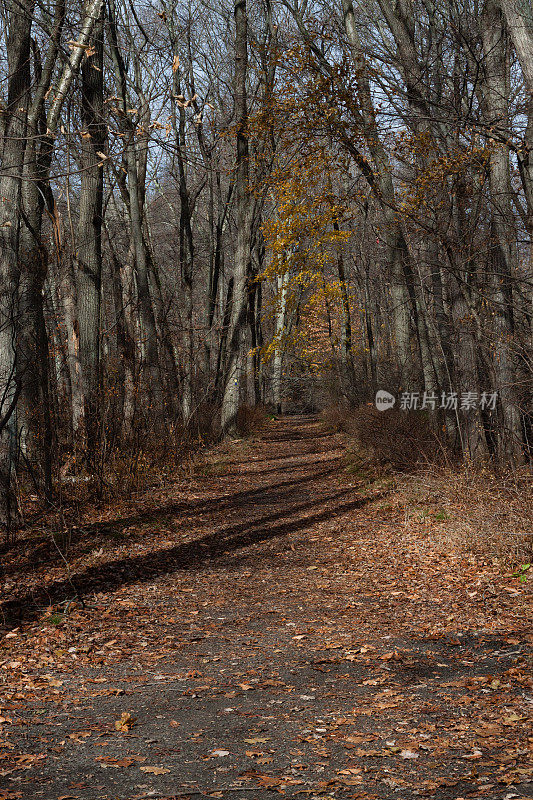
[0,416,531,799]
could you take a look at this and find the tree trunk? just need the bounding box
[498,0,533,94]
[221,0,252,435]
[482,0,524,463]
[16,5,64,496]
[108,0,164,420]
[0,0,33,531]
[107,234,136,440]
[76,9,105,450]
[341,0,414,384]
[272,271,289,414]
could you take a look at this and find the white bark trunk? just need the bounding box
[272,271,289,414]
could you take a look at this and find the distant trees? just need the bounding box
[274,0,532,463]
[0,0,532,532]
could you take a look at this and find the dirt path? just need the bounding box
[1,416,532,800]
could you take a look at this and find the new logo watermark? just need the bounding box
[375,390,396,411]
[375,390,498,412]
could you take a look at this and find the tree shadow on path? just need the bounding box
[1,485,383,628]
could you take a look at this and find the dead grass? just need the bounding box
[394,465,533,566]
[323,404,533,567]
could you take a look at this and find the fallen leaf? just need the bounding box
[400,749,419,759]
[96,755,145,768]
[476,724,502,738]
[14,754,45,769]
[114,712,136,732]
[502,714,523,725]
[463,750,483,760]
[139,766,170,774]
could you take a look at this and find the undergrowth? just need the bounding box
[321,404,446,473]
[394,466,533,566]
[15,404,269,538]
[322,404,533,566]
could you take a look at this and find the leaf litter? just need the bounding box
[0,417,531,799]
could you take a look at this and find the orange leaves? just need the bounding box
[240,769,304,791]
[255,143,361,379]
[393,130,491,218]
[96,754,146,768]
[68,731,92,743]
[114,712,136,732]
[0,754,45,776]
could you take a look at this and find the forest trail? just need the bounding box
[0,416,532,800]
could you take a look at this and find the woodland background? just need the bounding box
[1,0,533,535]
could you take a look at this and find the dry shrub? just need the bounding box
[322,404,446,473]
[236,404,268,436]
[320,404,355,434]
[55,401,223,499]
[395,466,533,565]
[21,402,261,524]
[193,401,222,442]
[323,404,532,565]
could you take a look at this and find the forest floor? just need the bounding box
[0,415,532,800]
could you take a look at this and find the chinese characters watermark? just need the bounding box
[375,390,498,412]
